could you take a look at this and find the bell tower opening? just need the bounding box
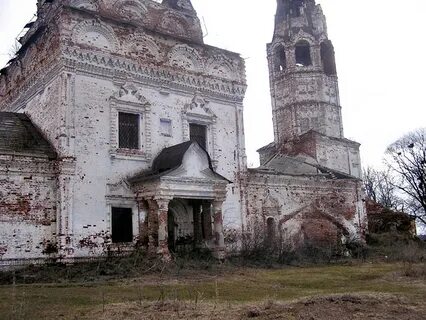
[274,45,287,72]
[295,41,312,67]
[321,40,337,76]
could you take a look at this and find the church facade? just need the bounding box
[0,0,366,267]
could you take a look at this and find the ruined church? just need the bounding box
[0,0,366,266]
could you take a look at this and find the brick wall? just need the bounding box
[0,155,57,263]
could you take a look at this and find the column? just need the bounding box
[146,199,159,255]
[155,197,172,261]
[212,199,226,259]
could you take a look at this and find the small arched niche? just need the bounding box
[295,40,312,67]
[320,40,337,76]
[266,217,276,243]
[274,45,286,72]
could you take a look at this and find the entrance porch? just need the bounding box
[129,142,230,260]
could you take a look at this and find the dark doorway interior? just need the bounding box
[168,210,176,252]
[112,207,133,243]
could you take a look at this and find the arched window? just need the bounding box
[295,40,312,67]
[320,40,337,75]
[274,45,286,72]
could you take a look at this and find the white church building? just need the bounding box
[0,0,366,267]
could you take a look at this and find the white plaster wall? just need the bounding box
[316,137,361,178]
[70,73,245,257]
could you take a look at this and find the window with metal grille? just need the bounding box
[118,112,139,149]
[189,123,207,149]
[111,207,133,243]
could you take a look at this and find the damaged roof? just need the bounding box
[0,112,57,159]
[253,153,358,180]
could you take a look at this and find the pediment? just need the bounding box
[262,193,281,216]
[113,83,150,105]
[106,180,134,198]
[184,93,215,119]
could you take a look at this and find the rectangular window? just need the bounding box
[189,123,207,149]
[160,118,172,137]
[111,207,133,243]
[118,112,139,149]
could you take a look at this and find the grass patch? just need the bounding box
[0,262,425,319]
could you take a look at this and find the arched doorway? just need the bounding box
[167,199,193,253]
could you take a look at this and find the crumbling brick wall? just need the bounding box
[245,170,366,249]
[0,155,57,263]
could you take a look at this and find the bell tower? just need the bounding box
[268,0,343,145]
[261,0,362,178]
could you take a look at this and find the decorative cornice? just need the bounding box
[62,47,246,102]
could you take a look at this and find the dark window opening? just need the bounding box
[290,1,303,17]
[321,40,337,76]
[189,123,207,149]
[118,112,139,149]
[112,207,133,243]
[274,45,286,72]
[295,41,312,66]
[266,217,276,244]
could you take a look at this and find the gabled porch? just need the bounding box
[129,141,230,260]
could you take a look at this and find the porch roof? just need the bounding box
[128,141,231,184]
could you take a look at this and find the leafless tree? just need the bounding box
[363,166,402,210]
[385,128,426,227]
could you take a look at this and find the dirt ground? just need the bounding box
[85,294,425,320]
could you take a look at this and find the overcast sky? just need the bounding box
[1,0,425,169]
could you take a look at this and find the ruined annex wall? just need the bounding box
[315,136,362,178]
[245,170,366,248]
[0,155,57,264]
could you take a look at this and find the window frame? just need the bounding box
[110,100,151,161]
[118,111,141,150]
[160,118,173,137]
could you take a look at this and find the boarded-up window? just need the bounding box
[112,207,133,243]
[189,123,207,149]
[160,118,172,136]
[118,112,139,149]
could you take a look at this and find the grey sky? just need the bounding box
[1,0,425,169]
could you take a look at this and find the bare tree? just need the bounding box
[385,128,426,226]
[363,166,402,210]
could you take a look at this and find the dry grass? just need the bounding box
[0,262,425,319]
[55,294,426,320]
